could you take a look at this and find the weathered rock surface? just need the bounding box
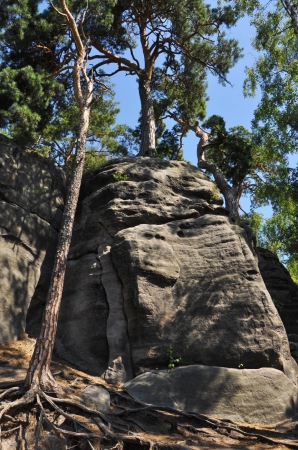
[124,365,298,425]
[112,216,294,382]
[257,247,298,334]
[0,135,65,344]
[46,157,294,384]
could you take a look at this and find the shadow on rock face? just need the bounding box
[0,135,65,345]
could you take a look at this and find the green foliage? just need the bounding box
[167,346,181,370]
[201,115,277,213]
[0,0,133,169]
[154,129,184,161]
[38,85,133,171]
[0,0,243,159]
[0,66,62,145]
[210,182,221,203]
[242,2,298,282]
[152,56,208,126]
[258,210,298,284]
[287,257,298,284]
[202,116,256,190]
[150,26,242,156]
[0,0,68,145]
[246,211,264,245]
[244,1,298,159]
[65,149,108,175]
[246,165,298,284]
[113,171,129,182]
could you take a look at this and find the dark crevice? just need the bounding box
[98,219,113,238]
[0,225,10,233]
[0,234,37,258]
[111,210,229,238]
[104,248,135,380]
[97,256,112,378]
[67,250,98,262]
[0,193,60,230]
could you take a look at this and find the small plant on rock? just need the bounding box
[167,345,181,369]
[209,182,221,204]
[113,171,129,182]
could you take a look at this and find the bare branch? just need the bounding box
[48,0,67,17]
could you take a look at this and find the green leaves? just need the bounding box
[241,0,298,282]
[202,115,256,189]
[0,66,61,144]
[167,346,181,370]
[244,0,298,157]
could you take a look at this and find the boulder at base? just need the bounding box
[124,365,298,425]
[79,385,110,413]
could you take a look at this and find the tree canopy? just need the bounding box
[243,0,298,280]
[1,0,298,279]
[0,0,243,156]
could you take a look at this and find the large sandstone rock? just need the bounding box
[124,365,298,425]
[257,247,298,334]
[0,134,65,343]
[111,216,294,382]
[49,157,295,385]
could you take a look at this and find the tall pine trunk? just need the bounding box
[138,76,155,156]
[25,52,93,392]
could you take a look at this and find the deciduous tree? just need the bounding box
[244,0,298,280]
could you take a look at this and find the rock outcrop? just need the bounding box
[33,156,294,385]
[1,139,296,424]
[0,135,65,344]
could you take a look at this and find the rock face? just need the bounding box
[257,247,298,334]
[43,157,294,384]
[0,135,65,344]
[124,365,297,425]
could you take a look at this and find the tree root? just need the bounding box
[0,387,20,401]
[0,380,298,450]
[116,403,298,448]
[0,386,36,421]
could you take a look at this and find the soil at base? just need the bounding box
[0,336,298,450]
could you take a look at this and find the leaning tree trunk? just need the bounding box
[138,75,156,157]
[25,54,93,392]
[199,158,239,217]
[196,128,239,218]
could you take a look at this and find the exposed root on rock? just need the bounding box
[1,375,298,450]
